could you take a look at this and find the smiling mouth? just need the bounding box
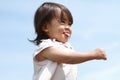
[63,32,71,37]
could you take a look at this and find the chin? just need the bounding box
[61,39,69,43]
[56,39,67,43]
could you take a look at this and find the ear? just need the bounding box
[42,24,49,32]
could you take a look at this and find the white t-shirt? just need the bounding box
[33,39,77,80]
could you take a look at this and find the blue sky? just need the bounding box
[0,0,120,80]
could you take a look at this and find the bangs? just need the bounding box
[60,8,73,25]
[54,7,73,25]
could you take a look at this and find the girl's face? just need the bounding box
[43,18,72,43]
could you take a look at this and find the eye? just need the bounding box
[61,20,66,25]
[61,22,65,25]
[60,19,72,27]
[61,20,66,24]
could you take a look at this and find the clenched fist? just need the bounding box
[92,48,107,60]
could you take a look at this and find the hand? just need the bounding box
[93,48,107,60]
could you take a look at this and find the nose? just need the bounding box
[65,25,72,32]
[65,24,71,29]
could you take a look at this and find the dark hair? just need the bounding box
[33,2,73,45]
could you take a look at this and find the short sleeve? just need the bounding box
[33,39,55,59]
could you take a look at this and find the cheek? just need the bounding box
[53,26,64,33]
[58,28,64,34]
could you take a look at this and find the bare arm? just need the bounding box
[35,47,107,64]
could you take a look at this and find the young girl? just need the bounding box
[32,2,107,80]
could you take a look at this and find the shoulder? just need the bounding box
[35,39,55,53]
[39,39,55,47]
[38,39,67,49]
